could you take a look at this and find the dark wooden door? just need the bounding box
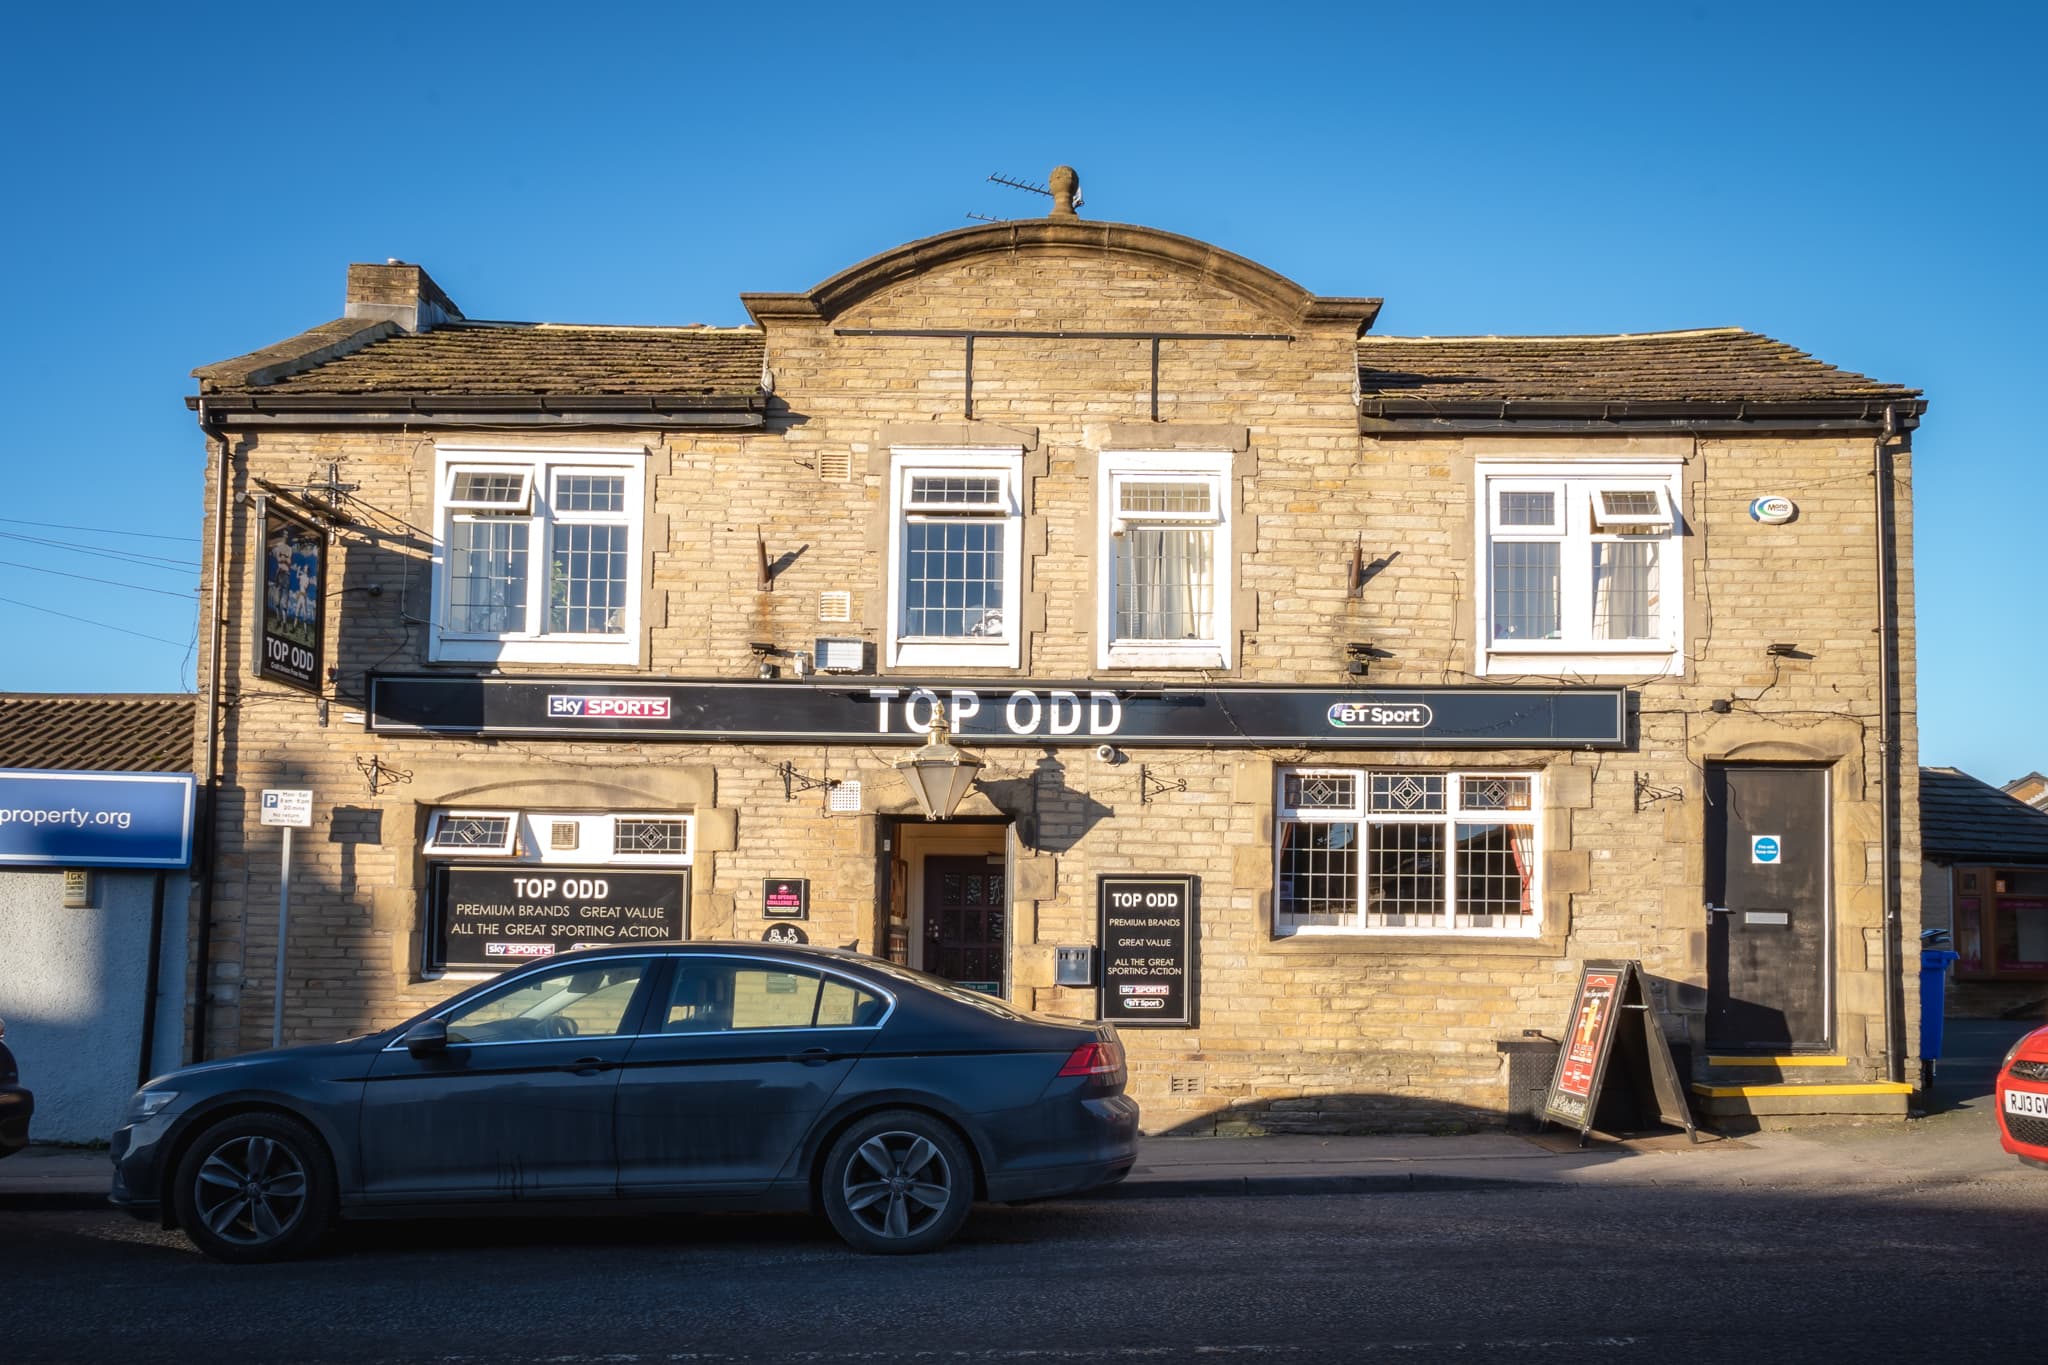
[1705,765,1832,1052]
[923,855,1006,994]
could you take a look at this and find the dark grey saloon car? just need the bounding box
[110,943,1138,1261]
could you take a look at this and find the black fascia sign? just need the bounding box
[1098,876,1198,1028]
[369,675,1628,749]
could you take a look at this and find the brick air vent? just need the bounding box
[1169,1075,1205,1096]
[819,451,852,482]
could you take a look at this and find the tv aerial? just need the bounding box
[968,169,1084,222]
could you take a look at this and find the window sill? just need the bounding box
[1479,643,1680,678]
[1268,931,1565,959]
[1100,646,1228,671]
[432,637,641,666]
[890,639,1021,669]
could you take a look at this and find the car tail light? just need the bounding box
[1059,1041,1124,1077]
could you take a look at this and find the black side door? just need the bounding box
[358,957,658,1204]
[614,955,887,1195]
[1705,765,1832,1052]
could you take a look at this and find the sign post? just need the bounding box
[260,789,313,1047]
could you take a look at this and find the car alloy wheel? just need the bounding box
[172,1113,334,1264]
[821,1110,973,1254]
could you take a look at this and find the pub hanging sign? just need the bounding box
[1097,875,1198,1028]
[256,501,326,694]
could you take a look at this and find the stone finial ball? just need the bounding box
[1050,165,1079,215]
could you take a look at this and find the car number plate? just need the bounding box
[2005,1088,2048,1118]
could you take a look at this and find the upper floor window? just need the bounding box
[887,448,1024,668]
[1096,451,1233,669]
[430,445,644,665]
[1476,462,1683,677]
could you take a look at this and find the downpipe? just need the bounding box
[1874,406,1904,1086]
[190,404,232,1063]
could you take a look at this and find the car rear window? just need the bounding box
[853,959,1030,1020]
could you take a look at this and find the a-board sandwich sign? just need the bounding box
[1097,875,1198,1027]
[1541,959,1697,1144]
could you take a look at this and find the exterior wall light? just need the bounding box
[895,700,985,821]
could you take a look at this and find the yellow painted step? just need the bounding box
[1705,1054,1848,1068]
[1689,1081,1912,1099]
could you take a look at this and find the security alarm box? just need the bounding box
[813,637,870,673]
[1055,945,1094,987]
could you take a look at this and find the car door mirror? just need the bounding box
[402,1018,449,1056]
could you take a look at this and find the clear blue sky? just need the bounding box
[1,3,2039,782]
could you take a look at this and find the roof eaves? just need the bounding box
[1359,395,1926,434]
[192,318,401,392]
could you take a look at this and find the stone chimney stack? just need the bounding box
[344,259,463,333]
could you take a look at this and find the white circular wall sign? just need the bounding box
[1749,496,1797,525]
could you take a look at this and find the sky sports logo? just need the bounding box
[485,942,555,958]
[547,694,672,720]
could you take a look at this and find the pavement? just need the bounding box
[5,1017,2036,1214]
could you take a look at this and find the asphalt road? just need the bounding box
[8,1179,2045,1364]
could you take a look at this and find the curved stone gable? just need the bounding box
[742,219,1381,337]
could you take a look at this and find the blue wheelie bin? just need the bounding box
[1919,935,1960,1075]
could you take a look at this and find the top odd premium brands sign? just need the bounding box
[371,676,1626,749]
[438,866,687,968]
[1098,876,1198,1028]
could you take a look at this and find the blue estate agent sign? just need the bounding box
[0,770,196,868]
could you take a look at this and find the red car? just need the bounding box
[1997,1024,2048,1168]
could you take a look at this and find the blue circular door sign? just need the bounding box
[1752,835,1782,864]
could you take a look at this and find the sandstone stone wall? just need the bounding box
[189,240,1920,1133]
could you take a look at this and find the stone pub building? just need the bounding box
[185,170,1926,1130]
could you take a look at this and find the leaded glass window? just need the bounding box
[1275,770,1539,937]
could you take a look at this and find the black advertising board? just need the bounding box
[257,502,325,694]
[1542,959,1696,1144]
[369,674,1628,749]
[763,878,809,919]
[1098,876,1198,1027]
[436,866,687,968]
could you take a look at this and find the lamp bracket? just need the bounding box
[1140,764,1187,805]
[1633,771,1684,814]
[354,754,412,798]
[776,762,838,801]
